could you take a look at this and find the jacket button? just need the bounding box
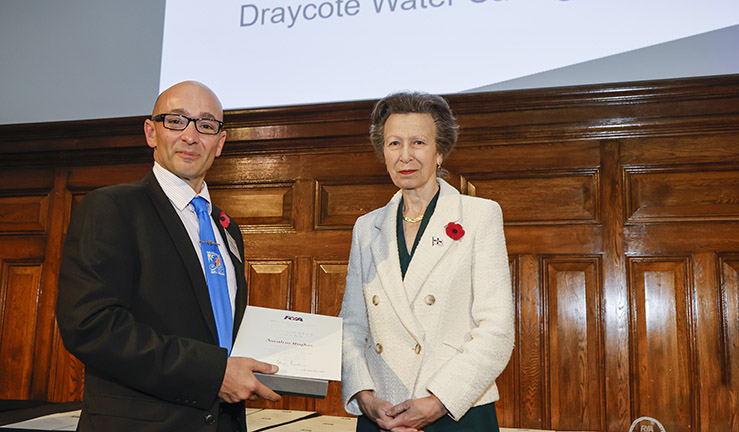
[375,343,383,354]
[415,344,421,354]
[204,414,216,425]
[372,295,379,305]
[424,294,435,305]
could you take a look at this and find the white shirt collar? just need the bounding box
[152,162,212,213]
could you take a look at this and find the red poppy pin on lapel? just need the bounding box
[446,222,465,240]
[219,210,231,229]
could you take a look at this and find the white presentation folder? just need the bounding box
[231,306,342,398]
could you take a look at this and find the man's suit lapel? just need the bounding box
[402,179,462,304]
[142,170,220,344]
[212,204,248,343]
[370,192,425,341]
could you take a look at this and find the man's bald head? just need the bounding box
[152,81,224,119]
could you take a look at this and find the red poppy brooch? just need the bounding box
[219,210,231,229]
[446,222,465,240]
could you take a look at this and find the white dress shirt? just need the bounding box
[153,162,237,317]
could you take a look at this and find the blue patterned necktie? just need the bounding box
[191,196,233,355]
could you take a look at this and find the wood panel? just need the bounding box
[466,170,599,224]
[312,260,348,416]
[624,222,739,253]
[246,261,294,310]
[312,261,347,316]
[65,163,151,191]
[210,183,295,233]
[449,141,601,174]
[517,254,543,429]
[244,259,299,412]
[1,75,738,431]
[0,195,50,233]
[0,168,61,402]
[503,225,603,255]
[715,255,739,430]
[494,258,519,427]
[0,263,43,398]
[628,258,695,432]
[625,167,739,222]
[315,178,397,229]
[718,256,739,387]
[693,252,739,431]
[544,257,603,431]
[620,135,739,166]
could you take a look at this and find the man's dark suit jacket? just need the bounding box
[56,170,249,431]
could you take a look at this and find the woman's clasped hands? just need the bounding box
[355,390,448,432]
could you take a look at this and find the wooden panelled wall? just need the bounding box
[1,75,738,431]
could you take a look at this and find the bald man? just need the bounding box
[57,81,279,432]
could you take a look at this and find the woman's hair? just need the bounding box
[369,91,459,178]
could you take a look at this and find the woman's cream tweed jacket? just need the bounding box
[340,179,515,420]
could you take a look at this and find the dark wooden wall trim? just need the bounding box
[3,74,738,160]
[1,74,738,432]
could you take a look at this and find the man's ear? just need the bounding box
[144,119,157,149]
[215,130,227,157]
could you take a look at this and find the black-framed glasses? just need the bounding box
[152,114,223,135]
